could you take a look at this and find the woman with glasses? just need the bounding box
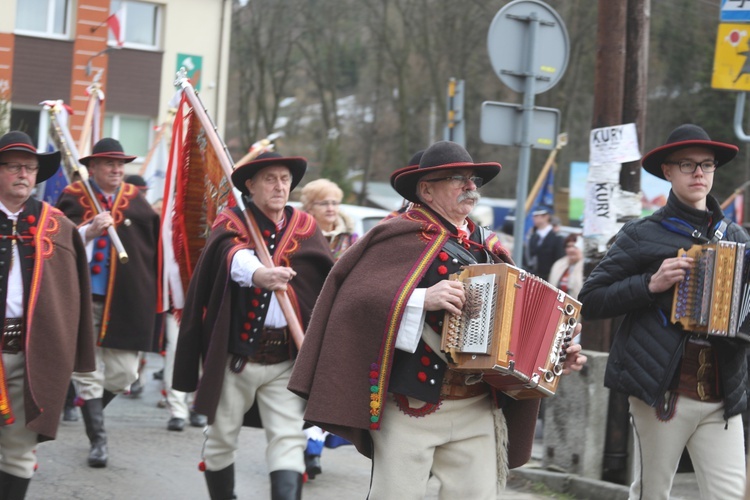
[300,179,358,262]
[298,178,357,479]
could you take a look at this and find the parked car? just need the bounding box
[288,202,391,236]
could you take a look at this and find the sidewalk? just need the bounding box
[508,438,702,500]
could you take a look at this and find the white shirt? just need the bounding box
[0,201,24,318]
[230,248,287,328]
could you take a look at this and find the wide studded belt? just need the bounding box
[675,339,721,402]
[440,369,488,400]
[2,318,24,354]
[230,327,290,372]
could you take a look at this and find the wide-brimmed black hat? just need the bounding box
[642,124,738,180]
[79,138,137,166]
[393,141,501,203]
[0,131,61,183]
[231,151,307,196]
[389,150,424,189]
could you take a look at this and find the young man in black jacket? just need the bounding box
[580,124,749,500]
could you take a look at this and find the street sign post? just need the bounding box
[480,102,559,150]
[482,0,569,266]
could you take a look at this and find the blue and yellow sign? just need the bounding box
[176,54,202,91]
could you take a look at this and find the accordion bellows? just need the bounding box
[672,241,750,342]
[440,263,581,399]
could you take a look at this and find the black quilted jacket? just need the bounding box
[579,191,750,419]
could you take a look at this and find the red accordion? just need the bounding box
[440,263,581,399]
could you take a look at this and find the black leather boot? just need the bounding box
[270,470,302,500]
[102,389,117,409]
[80,398,108,468]
[0,470,31,499]
[204,464,236,500]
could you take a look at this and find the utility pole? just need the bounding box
[587,0,650,486]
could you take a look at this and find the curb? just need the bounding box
[513,467,630,500]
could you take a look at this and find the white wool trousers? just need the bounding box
[369,393,498,500]
[72,301,139,399]
[0,352,37,478]
[629,395,746,500]
[203,356,306,473]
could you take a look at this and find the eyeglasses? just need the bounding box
[664,160,718,174]
[313,200,340,208]
[0,162,39,174]
[424,175,483,188]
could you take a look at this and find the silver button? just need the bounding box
[452,258,458,264]
[429,379,436,385]
[433,364,439,370]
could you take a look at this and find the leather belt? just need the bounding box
[440,369,488,400]
[675,339,721,402]
[2,318,24,354]
[232,327,290,370]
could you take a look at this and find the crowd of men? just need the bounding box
[0,122,747,500]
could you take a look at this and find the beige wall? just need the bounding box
[158,0,232,134]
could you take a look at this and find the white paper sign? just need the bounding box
[583,181,617,236]
[589,123,641,166]
[586,162,622,184]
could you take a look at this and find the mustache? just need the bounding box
[458,190,481,203]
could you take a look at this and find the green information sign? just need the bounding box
[176,54,202,91]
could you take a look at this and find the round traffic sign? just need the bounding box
[487,0,569,94]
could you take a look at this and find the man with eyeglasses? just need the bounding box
[56,138,160,469]
[580,124,749,499]
[0,131,95,497]
[290,140,586,499]
[173,151,333,499]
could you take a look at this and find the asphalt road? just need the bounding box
[25,353,549,500]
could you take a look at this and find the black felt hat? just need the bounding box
[389,150,424,189]
[393,141,501,203]
[0,130,61,183]
[231,151,307,196]
[642,124,738,180]
[79,138,137,166]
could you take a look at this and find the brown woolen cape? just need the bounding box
[288,210,540,468]
[56,181,159,351]
[22,203,96,441]
[173,207,333,424]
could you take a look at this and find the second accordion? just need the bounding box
[440,263,581,399]
[671,241,750,342]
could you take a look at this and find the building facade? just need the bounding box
[0,0,231,168]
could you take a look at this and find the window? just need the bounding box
[103,114,154,161]
[16,0,70,38]
[110,1,162,50]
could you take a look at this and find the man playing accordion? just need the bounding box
[580,124,750,499]
[290,140,586,499]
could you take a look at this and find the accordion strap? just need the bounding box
[647,213,730,244]
[442,238,479,266]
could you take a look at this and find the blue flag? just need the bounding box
[40,143,68,205]
[525,167,555,238]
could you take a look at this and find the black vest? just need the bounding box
[228,203,291,357]
[0,198,40,321]
[388,212,490,404]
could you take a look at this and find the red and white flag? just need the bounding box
[106,11,124,46]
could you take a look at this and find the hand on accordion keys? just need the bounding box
[424,280,466,316]
[562,323,587,375]
[648,255,695,294]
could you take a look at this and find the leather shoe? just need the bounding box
[167,417,185,431]
[189,411,207,428]
[305,454,322,479]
